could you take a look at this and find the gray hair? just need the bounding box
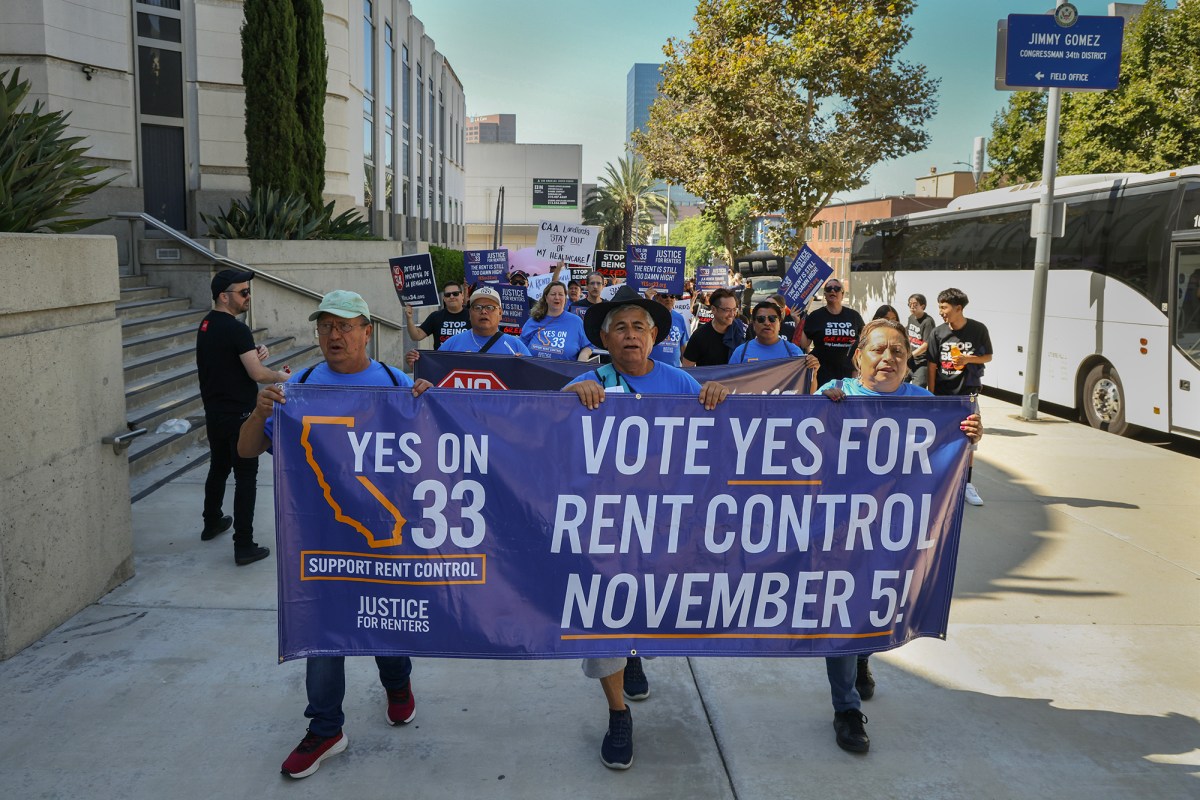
[600,304,654,333]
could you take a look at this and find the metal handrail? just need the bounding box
[113,211,406,360]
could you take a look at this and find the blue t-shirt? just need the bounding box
[817,378,933,397]
[263,360,412,443]
[566,361,702,395]
[729,338,804,363]
[439,330,532,356]
[520,312,590,360]
[650,310,691,368]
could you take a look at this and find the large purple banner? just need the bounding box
[273,388,973,662]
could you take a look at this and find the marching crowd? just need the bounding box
[196,263,988,779]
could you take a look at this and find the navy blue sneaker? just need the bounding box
[833,709,870,754]
[623,657,649,701]
[201,515,232,541]
[601,707,633,770]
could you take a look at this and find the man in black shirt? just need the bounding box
[801,278,865,387]
[929,287,992,507]
[570,271,606,321]
[905,293,937,389]
[682,287,746,366]
[404,280,469,366]
[196,269,291,565]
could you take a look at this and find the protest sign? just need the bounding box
[388,254,438,307]
[495,281,530,327]
[595,250,626,282]
[274,388,972,661]
[696,265,726,293]
[535,220,600,267]
[627,246,686,294]
[464,249,509,285]
[673,298,694,330]
[780,245,834,309]
[526,272,557,301]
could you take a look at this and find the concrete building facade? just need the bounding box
[0,0,466,251]
[464,142,582,252]
[466,113,515,144]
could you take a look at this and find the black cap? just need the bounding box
[583,285,673,348]
[211,268,254,300]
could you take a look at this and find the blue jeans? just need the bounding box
[826,655,861,712]
[305,656,412,737]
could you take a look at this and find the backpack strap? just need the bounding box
[298,361,400,386]
[377,360,400,386]
[478,332,504,353]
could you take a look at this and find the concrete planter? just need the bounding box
[0,233,133,659]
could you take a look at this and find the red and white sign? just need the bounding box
[436,370,509,391]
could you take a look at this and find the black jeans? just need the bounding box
[203,411,259,547]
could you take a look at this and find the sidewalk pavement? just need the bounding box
[2,394,1197,799]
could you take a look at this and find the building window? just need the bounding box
[416,63,423,138]
[363,0,375,209]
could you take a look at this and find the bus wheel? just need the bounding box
[1082,363,1132,436]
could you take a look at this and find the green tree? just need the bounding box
[583,155,668,252]
[242,0,300,195]
[984,0,1200,187]
[293,0,328,210]
[636,0,937,257]
[669,196,757,272]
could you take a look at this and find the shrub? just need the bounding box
[0,68,112,233]
[429,245,465,289]
[201,187,375,240]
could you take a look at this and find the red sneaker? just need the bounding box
[386,682,416,726]
[281,729,347,779]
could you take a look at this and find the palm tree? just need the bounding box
[583,155,669,252]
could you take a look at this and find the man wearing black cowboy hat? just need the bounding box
[562,285,729,770]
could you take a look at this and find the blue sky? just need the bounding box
[414,1,1167,200]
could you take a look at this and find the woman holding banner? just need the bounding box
[818,317,982,755]
[520,281,593,361]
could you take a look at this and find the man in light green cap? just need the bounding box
[238,289,433,779]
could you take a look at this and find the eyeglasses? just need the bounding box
[754,314,779,323]
[472,304,500,313]
[224,288,251,298]
[315,321,367,335]
[443,290,462,298]
[715,305,739,313]
[824,286,843,294]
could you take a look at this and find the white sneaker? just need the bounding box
[964,482,983,506]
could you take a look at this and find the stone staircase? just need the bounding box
[118,274,321,500]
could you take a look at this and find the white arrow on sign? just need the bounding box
[1035,71,1045,80]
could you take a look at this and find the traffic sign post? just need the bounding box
[994,2,1125,422]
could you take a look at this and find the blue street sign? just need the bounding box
[1004,14,1123,90]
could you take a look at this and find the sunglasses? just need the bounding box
[824,286,843,293]
[443,290,462,298]
[754,314,779,323]
[225,288,251,298]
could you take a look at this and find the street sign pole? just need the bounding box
[996,0,1124,421]
[1021,82,1062,421]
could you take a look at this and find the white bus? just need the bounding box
[849,167,1200,439]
